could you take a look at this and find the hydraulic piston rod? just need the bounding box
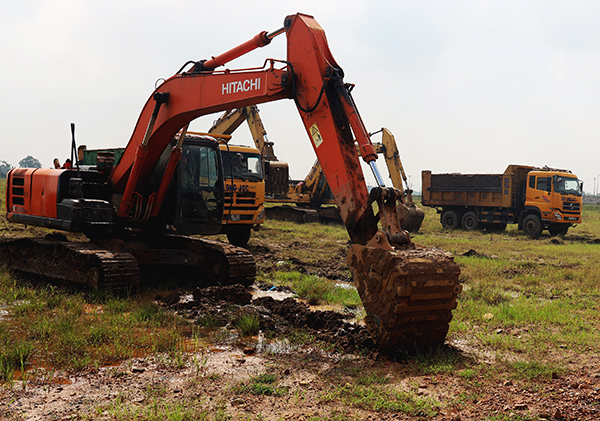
[202,26,286,71]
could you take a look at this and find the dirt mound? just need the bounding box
[193,284,253,305]
[252,296,373,351]
[157,285,373,354]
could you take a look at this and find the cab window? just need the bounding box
[536,177,548,191]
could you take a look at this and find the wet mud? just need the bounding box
[156,284,374,354]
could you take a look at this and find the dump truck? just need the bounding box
[422,165,583,237]
[217,141,265,247]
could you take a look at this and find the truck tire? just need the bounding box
[548,224,569,237]
[522,214,543,238]
[226,226,252,248]
[441,210,460,230]
[461,211,479,231]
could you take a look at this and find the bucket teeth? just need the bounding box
[348,244,461,351]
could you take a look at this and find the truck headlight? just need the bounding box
[554,212,562,220]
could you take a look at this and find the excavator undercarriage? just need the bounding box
[0,234,255,292]
[0,235,140,292]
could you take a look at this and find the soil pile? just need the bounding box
[156,284,373,353]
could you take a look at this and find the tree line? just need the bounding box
[0,156,43,178]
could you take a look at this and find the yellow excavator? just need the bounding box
[209,106,424,231]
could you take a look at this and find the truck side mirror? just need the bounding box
[546,176,552,192]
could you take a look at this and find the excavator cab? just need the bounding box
[150,136,225,236]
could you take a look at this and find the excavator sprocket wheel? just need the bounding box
[348,244,462,352]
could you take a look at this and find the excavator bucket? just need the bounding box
[397,202,425,233]
[348,244,461,352]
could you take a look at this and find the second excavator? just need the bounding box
[2,13,460,351]
[209,106,425,231]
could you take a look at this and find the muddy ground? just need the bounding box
[2,231,600,420]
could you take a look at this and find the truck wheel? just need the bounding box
[461,212,479,231]
[548,224,569,237]
[522,214,543,238]
[441,210,460,230]
[226,227,252,248]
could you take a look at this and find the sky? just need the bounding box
[1,0,599,193]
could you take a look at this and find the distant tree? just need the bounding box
[0,160,13,178]
[18,155,42,169]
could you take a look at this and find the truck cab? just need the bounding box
[522,170,582,236]
[218,143,266,247]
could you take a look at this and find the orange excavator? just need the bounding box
[1,13,460,351]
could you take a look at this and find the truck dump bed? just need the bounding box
[422,171,505,207]
[422,165,534,210]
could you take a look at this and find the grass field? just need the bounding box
[2,177,600,419]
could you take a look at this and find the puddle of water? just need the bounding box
[255,333,296,355]
[179,294,195,304]
[0,308,9,322]
[333,282,355,290]
[208,345,229,353]
[251,286,295,301]
[250,284,364,324]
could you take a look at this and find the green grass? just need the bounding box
[319,382,440,416]
[3,175,600,418]
[234,372,288,397]
[100,397,211,420]
[0,327,32,381]
[407,203,600,363]
[235,313,260,336]
[268,271,362,308]
[0,266,190,376]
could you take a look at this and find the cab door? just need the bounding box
[525,173,552,220]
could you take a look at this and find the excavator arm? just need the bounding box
[107,13,460,350]
[209,106,289,196]
[372,128,425,232]
[111,13,383,244]
[209,107,276,160]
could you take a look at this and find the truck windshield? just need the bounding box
[221,151,263,181]
[554,176,582,196]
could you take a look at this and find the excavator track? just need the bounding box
[0,234,255,291]
[265,205,320,223]
[0,236,140,292]
[98,235,256,287]
[348,244,462,351]
[192,237,256,286]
